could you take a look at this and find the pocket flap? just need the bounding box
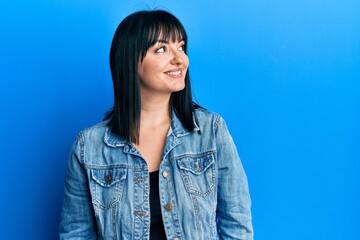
[91,168,127,187]
[177,153,215,175]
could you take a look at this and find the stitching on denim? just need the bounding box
[133,174,149,240]
[170,150,216,162]
[190,194,201,236]
[180,163,216,197]
[213,114,221,132]
[79,131,85,165]
[112,206,118,240]
[134,214,149,240]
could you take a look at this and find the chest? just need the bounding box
[135,125,170,171]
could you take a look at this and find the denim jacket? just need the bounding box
[60,108,253,239]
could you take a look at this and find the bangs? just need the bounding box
[147,23,185,46]
[139,11,188,60]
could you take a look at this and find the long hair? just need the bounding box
[105,10,198,144]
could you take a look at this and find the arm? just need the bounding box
[214,116,253,239]
[59,133,98,240]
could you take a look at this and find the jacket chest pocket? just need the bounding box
[177,152,215,197]
[90,168,127,210]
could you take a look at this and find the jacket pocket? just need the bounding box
[90,167,127,210]
[177,152,215,197]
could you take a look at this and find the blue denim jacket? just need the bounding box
[60,108,253,239]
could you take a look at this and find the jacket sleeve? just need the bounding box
[59,132,98,239]
[214,116,254,240]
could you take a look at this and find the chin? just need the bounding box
[171,83,186,93]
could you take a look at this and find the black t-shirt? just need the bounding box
[149,171,167,239]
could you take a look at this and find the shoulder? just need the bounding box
[80,121,108,135]
[78,121,128,148]
[194,108,225,131]
[68,122,110,163]
[194,107,220,120]
[75,121,109,144]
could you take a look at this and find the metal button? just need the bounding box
[162,170,169,179]
[165,203,173,211]
[105,173,112,183]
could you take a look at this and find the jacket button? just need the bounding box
[162,170,169,179]
[165,203,173,211]
[105,173,112,183]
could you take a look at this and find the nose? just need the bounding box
[170,48,183,65]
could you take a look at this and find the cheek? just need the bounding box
[183,55,190,69]
[138,61,155,77]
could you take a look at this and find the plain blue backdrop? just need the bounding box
[1,0,359,239]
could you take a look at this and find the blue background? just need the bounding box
[1,0,359,239]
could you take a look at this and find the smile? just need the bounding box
[165,70,182,76]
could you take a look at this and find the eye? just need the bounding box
[178,44,185,51]
[155,46,166,53]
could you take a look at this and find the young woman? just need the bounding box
[60,10,253,240]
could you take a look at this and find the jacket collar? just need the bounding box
[170,110,200,137]
[104,110,200,147]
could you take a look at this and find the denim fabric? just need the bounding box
[59,108,253,239]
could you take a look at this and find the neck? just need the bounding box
[140,93,171,127]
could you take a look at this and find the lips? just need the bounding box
[164,69,183,77]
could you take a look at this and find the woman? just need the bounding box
[60,10,253,240]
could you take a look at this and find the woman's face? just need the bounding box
[138,37,189,97]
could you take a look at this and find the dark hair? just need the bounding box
[105,10,199,144]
